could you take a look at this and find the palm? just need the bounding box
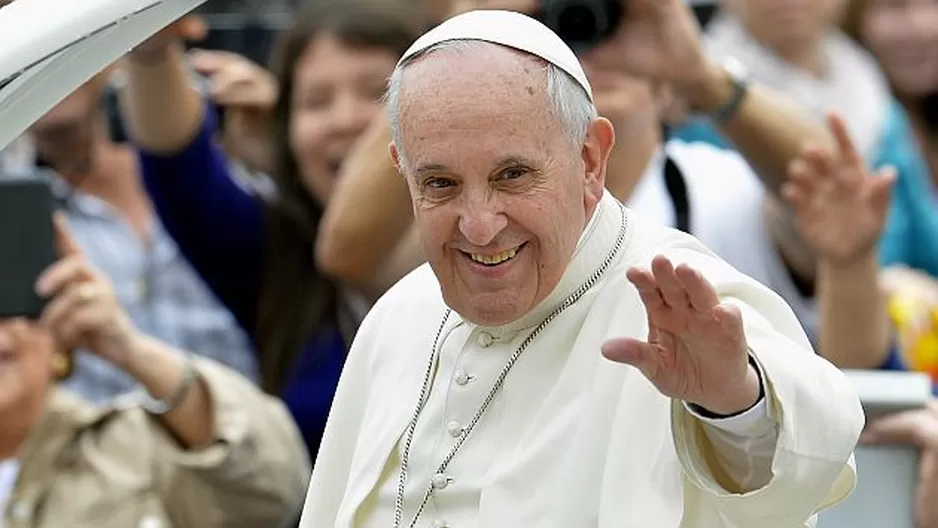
[784,115,895,265]
[603,256,750,413]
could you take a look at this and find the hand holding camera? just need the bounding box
[35,215,140,370]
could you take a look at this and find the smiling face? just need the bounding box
[288,34,398,205]
[724,0,841,53]
[861,0,938,96]
[390,45,613,326]
[0,318,57,427]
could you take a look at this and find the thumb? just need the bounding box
[173,15,209,42]
[188,49,233,76]
[52,213,81,258]
[601,337,657,374]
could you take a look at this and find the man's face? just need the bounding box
[0,318,57,416]
[725,0,842,51]
[392,46,612,326]
[28,73,108,173]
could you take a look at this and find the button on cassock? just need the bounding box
[477,331,495,348]
[431,473,451,490]
[446,420,463,438]
[454,370,472,386]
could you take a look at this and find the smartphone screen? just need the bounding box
[0,176,56,319]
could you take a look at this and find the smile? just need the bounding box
[466,243,526,267]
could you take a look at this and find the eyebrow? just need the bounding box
[413,156,537,177]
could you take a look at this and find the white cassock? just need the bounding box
[300,192,863,528]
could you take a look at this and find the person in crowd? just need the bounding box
[783,112,938,527]
[841,0,938,279]
[117,0,426,456]
[674,0,938,279]
[783,113,895,370]
[300,8,862,526]
[0,216,309,527]
[23,70,257,403]
[844,0,938,182]
[314,0,839,344]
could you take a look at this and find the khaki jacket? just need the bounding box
[4,359,311,528]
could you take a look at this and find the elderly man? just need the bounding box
[300,7,862,528]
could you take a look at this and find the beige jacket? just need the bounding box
[4,359,310,528]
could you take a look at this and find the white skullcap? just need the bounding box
[398,9,593,102]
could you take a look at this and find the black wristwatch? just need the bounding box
[711,56,750,124]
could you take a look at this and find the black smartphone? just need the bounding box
[0,177,57,319]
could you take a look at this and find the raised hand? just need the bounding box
[34,215,138,368]
[602,256,760,415]
[583,0,710,104]
[782,114,895,267]
[188,49,278,172]
[188,49,278,110]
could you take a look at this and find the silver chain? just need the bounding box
[392,204,629,528]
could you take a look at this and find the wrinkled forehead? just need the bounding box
[401,41,548,91]
[397,44,554,128]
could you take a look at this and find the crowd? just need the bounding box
[1,0,938,525]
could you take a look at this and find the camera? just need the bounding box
[534,0,623,53]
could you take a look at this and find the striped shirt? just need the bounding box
[38,171,259,403]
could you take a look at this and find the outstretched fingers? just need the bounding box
[674,263,719,312]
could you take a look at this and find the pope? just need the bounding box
[300,6,863,528]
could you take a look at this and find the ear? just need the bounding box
[581,117,616,204]
[389,141,403,175]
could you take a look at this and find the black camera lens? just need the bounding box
[536,0,623,53]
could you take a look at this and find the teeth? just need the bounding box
[470,247,518,265]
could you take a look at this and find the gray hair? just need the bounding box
[385,39,597,163]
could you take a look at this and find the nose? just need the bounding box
[330,92,374,137]
[458,195,508,247]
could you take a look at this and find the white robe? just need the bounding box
[300,193,863,527]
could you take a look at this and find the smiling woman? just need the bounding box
[117,0,427,458]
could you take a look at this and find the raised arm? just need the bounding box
[37,218,309,525]
[782,115,895,369]
[315,113,423,296]
[681,65,834,195]
[117,24,267,330]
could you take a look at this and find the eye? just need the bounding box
[425,177,455,190]
[500,167,528,180]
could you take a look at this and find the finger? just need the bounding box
[802,147,839,186]
[922,450,938,481]
[35,256,91,298]
[675,264,719,312]
[651,256,689,309]
[786,157,819,188]
[871,166,897,215]
[40,282,98,333]
[863,409,938,448]
[713,303,745,342]
[174,15,208,42]
[827,113,861,166]
[187,49,237,75]
[628,0,670,18]
[781,181,809,212]
[53,213,82,258]
[55,304,107,347]
[627,267,667,312]
[601,337,660,376]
